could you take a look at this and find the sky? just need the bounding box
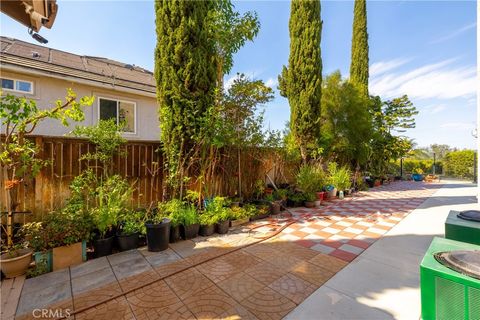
[0,0,477,149]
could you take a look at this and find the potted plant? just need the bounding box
[273,189,288,211]
[202,196,230,234]
[333,165,352,200]
[304,192,316,208]
[20,222,52,273]
[199,211,216,236]
[0,244,33,278]
[265,194,281,215]
[287,191,305,207]
[216,207,231,234]
[296,164,324,206]
[144,207,171,252]
[92,175,131,257]
[117,210,144,252]
[250,204,270,221]
[412,168,424,181]
[229,206,251,227]
[159,199,184,243]
[179,205,200,240]
[45,210,91,270]
[0,91,93,276]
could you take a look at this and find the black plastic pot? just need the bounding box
[199,224,215,236]
[116,233,139,252]
[215,220,230,234]
[169,225,181,243]
[366,179,375,188]
[93,236,114,258]
[180,224,200,240]
[138,235,147,247]
[145,219,171,252]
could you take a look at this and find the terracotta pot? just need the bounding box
[53,242,84,270]
[374,180,381,187]
[0,248,33,278]
[314,200,321,208]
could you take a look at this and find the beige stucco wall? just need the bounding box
[0,69,161,141]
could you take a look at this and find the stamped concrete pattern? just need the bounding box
[14,181,442,319]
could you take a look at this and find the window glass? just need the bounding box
[1,78,14,90]
[119,102,135,133]
[99,98,117,121]
[16,81,32,93]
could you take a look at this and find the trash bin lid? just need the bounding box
[457,210,480,222]
[434,250,480,280]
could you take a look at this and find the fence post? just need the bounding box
[34,136,44,219]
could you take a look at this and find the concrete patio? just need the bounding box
[7,180,471,320]
[285,179,478,320]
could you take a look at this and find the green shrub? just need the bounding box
[199,211,217,226]
[443,150,475,179]
[229,207,252,220]
[180,205,199,226]
[204,197,230,222]
[93,175,133,238]
[327,163,351,190]
[296,164,325,193]
[118,210,146,236]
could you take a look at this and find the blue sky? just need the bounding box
[1,0,477,149]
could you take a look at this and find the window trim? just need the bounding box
[1,77,34,94]
[97,96,137,135]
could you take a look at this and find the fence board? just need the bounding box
[1,135,292,220]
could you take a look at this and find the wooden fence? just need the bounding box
[1,136,163,220]
[1,136,293,221]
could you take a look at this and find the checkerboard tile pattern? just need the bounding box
[269,181,441,262]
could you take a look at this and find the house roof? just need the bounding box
[0,36,156,95]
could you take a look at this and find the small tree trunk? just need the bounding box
[300,145,308,164]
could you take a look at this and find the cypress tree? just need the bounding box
[154,0,217,196]
[278,0,322,162]
[350,0,369,95]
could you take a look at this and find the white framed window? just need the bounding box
[98,97,136,134]
[1,77,33,94]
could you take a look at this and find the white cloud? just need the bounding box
[369,58,476,100]
[440,122,475,129]
[422,104,447,114]
[370,58,410,77]
[430,22,476,44]
[265,77,278,88]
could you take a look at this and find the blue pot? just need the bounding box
[412,174,423,181]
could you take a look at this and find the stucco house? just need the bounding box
[0,36,160,141]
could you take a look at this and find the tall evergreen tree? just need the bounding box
[154,0,217,196]
[349,0,369,95]
[278,0,322,162]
